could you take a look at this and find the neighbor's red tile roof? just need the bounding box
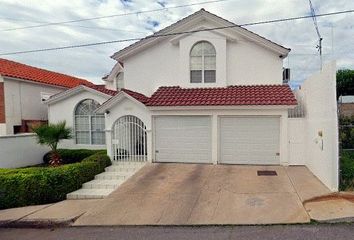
[146,85,297,106]
[0,58,93,88]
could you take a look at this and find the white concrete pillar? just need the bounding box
[105,129,113,160]
[146,129,153,163]
[211,114,218,165]
[280,112,289,166]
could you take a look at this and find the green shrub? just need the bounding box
[340,150,354,191]
[0,152,111,209]
[43,149,106,164]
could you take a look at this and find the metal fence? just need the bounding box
[288,94,306,118]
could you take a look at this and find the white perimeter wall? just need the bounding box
[288,62,339,191]
[0,133,49,168]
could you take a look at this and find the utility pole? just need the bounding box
[317,37,323,70]
[309,0,323,70]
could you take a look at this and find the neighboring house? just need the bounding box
[47,9,297,165]
[338,95,354,117]
[0,58,92,135]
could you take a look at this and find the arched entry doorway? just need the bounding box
[112,115,147,162]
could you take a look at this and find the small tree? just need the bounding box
[32,121,72,166]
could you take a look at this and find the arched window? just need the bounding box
[190,41,216,83]
[75,99,105,145]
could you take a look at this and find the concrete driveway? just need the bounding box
[74,163,331,225]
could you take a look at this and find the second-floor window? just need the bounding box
[190,41,216,83]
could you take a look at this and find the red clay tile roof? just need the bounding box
[146,85,297,107]
[86,85,149,104]
[0,58,93,88]
[86,85,118,96]
[121,88,150,104]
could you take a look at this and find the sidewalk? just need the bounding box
[0,200,100,227]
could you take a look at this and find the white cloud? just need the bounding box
[0,0,353,84]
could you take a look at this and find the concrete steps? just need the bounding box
[67,161,146,199]
[83,179,124,189]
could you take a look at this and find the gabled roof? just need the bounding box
[146,85,297,107]
[84,85,149,103]
[112,9,290,60]
[45,85,114,105]
[95,88,150,113]
[45,83,149,106]
[0,58,93,88]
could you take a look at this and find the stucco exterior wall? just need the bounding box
[0,81,5,124]
[290,62,339,191]
[0,133,49,168]
[227,40,283,85]
[122,30,284,96]
[3,78,64,135]
[48,91,110,149]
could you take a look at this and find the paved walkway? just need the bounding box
[0,164,334,226]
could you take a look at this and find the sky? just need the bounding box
[0,0,353,86]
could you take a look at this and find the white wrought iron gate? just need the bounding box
[112,115,147,162]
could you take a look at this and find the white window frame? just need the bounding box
[190,41,216,83]
[74,99,105,145]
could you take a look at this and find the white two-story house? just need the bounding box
[47,9,298,166]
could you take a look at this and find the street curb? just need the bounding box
[0,219,74,228]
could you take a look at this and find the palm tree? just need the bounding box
[32,121,72,166]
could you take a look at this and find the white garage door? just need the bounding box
[219,116,280,165]
[154,116,212,163]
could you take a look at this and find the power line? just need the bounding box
[1,8,354,56]
[0,0,231,32]
[0,17,149,34]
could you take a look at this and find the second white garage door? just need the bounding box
[154,116,212,163]
[219,116,280,165]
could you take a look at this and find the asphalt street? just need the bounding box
[1,224,354,240]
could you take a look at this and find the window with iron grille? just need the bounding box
[190,41,216,83]
[74,99,105,145]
